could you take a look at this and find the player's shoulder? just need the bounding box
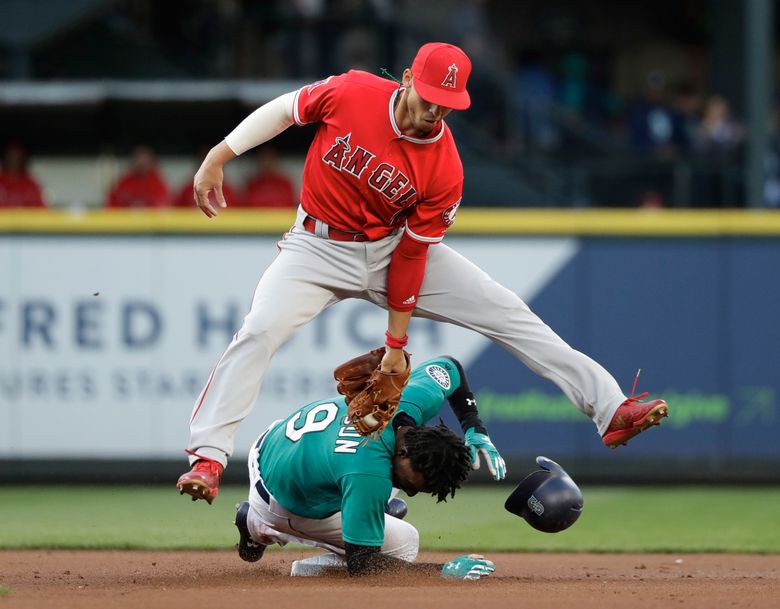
[437,122,462,160]
[341,70,398,94]
[411,356,462,391]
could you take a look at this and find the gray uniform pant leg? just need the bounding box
[389,243,626,435]
[186,231,364,464]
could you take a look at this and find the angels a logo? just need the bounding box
[441,63,458,88]
[322,133,353,169]
[442,200,460,226]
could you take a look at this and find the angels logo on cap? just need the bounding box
[411,42,471,110]
[442,64,458,88]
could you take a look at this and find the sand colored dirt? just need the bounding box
[1,550,778,609]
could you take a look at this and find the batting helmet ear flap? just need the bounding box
[504,455,584,533]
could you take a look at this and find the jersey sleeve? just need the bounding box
[339,473,392,546]
[292,73,348,126]
[396,357,463,425]
[404,179,462,244]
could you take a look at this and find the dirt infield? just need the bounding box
[1,550,778,609]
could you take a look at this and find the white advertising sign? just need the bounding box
[0,235,576,458]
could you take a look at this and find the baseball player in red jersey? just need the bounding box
[177,42,668,504]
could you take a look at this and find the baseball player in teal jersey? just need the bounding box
[234,355,503,578]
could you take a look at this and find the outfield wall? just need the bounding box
[1,209,779,481]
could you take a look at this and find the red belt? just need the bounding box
[302,215,369,242]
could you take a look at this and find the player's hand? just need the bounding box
[464,428,506,481]
[441,554,495,580]
[380,347,409,374]
[193,161,228,218]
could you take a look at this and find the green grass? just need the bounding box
[405,486,780,553]
[0,486,778,553]
[0,586,10,597]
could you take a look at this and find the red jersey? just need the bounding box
[243,172,296,208]
[293,71,463,242]
[107,170,170,208]
[0,172,46,208]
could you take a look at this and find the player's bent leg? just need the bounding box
[181,234,361,501]
[187,272,338,461]
[246,507,297,546]
[288,516,419,576]
[412,244,628,435]
[247,485,347,554]
[235,501,267,562]
[381,515,419,562]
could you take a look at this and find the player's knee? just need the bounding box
[241,315,274,339]
[246,504,280,546]
[382,519,419,562]
[238,316,288,351]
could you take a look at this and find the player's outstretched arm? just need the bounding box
[344,544,495,580]
[445,357,507,481]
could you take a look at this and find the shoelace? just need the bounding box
[625,369,649,403]
[185,449,223,475]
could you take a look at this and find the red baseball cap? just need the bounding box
[411,42,472,110]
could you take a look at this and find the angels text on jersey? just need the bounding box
[322,132,418,218]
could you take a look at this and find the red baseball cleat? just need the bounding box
[177,454,224,504]
[602,370,669,449]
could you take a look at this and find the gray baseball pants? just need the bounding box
[187,207,626,465]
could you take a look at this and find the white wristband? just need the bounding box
[224,91,297,156]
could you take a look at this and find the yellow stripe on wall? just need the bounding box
[2,208,780,236]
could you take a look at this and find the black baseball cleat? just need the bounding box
[386,497,408,520]
[234,501,266,562]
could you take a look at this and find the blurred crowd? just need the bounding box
[0,143,297,210]
[4,0,780,207]
[513,56,745,159]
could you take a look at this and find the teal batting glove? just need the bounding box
[441,554,496,580]
[464,428,507,480]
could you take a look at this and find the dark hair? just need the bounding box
[403,423,472,502]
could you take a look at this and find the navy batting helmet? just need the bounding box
[504,456,583,533]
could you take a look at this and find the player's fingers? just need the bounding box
[465,563,495,579]
[480,448,497,477]
[468,444,478,465]
[497,456,507,480]
[194,186,217,217]
[492,454,504,480]
[214,184,228,208]
[471,448,481,470]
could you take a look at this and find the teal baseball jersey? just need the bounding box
[258,356,462,546]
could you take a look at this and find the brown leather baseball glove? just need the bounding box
[333,347,412,436]
[334,347,386,404]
